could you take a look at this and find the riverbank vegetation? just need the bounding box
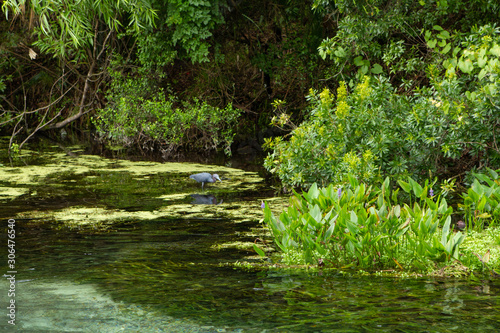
[2,1,500,276]
[259,170,500,276]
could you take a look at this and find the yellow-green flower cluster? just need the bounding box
[336,81,350,119]
[356,76,372,101]
[337,81,348,101]
[342,151,360,170]
[319,88,333,108]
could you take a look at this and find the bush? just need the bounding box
[265,24,500,188]
[94,71,241,155]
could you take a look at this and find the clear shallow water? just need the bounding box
[1,145,499,332]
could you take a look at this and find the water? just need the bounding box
[1,142,499,332]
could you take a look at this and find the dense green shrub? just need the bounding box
[265,25,500,188]
[315,0,500,83]
[93,72,241,155]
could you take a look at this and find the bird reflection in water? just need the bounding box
[190,194,223,205]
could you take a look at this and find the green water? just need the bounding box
[0,142,499,332]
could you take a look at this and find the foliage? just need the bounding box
[314,0,500,85]
[2,0,157,59]
[262,175,470,272]
[265,23,500,188]
[1,0,157,151]
[459,168,500,231]
[460,230,500,275]
[93,71,241,155]
[137,0,226,67]
[264,78,382,188]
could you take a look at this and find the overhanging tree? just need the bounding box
[1,0,157,150]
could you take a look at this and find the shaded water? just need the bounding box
[1,142,499,332]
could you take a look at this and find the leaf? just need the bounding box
[427,39,437,49]
[310,204,322,225]
[424,30,432,41]
[478,196,487,211]
[354,56,365,66]
[478,68,487,80]
[490,44,500,57]
[398,180,411,193]
[409,178,423,197]
[308,183,319,199]
[253,244,266,257]
[438,30,450,39]
[324,220,336,239]
[441,216,451,246]
[425,198,436,210]
[334,47,346,58]
[441,43,451,54]
[371,63,383,74]
[474,173,494,186]
[458,58,473,73]
[477,56,487,68]
[487,168,498,180]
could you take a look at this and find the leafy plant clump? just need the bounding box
[93,72,241,156]
[260,172,500,275]
[264,24,500,189]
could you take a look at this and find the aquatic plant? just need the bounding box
[459,168,500,231]
[260,174,495,273]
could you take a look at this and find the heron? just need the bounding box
[189,172,221,190]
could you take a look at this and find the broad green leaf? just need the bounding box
[424,30,432,41]
[325,220,336,239]
[398,180,411,193]
[354,56,365,66]
[425,198,436,210]
[490,43,500,57]
[441,43,451,54]
[371,63,383,74]
[441,216,451,246]
[409,178,423,197]
[478,196,487,211]
[478,68,487,80]
[308,183,319,199]
[474,173,494,186]
[310,204,322,224]
[334,47,346,58]
[438,30,450,39]
[477,56,487,68]
[458,58,473,73]
[427,39,437,49]
[487,168,498,180]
